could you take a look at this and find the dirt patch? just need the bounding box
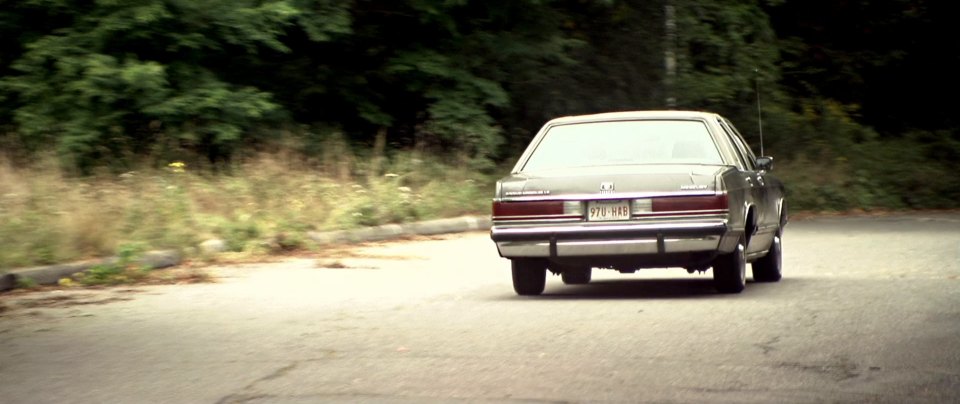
[138,266,214,285]
[310,246,426,261]
[15,294,135,309]
[312,259,380,270]
[0,266,212,301]
[0,290,140,317]
[191,253,288,266]
[314,259,350,269]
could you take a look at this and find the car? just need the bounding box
[490,110,786,295]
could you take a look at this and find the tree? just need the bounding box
[767,0,960,135]
[2,0,350,169]
[673,0,784,137]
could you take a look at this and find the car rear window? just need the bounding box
[521,120,723,171]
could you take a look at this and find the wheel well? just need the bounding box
[745,206,757,246]
[779,199,789,228]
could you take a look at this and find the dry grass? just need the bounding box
[0,149,491,271]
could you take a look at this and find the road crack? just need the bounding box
[778,356,862,381]
[754,336,781,355]
[217,362,299,404]
[216,393,271,404]
[260,362,298,382]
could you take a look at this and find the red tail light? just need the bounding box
[651,194,728,214]
[492,201,581,221]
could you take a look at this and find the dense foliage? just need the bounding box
[1,0,958,209]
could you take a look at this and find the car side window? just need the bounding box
[718,119,756,171]
[723,118,759,163]
[716,119,750,170]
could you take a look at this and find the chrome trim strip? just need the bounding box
[492,218,583,225]
[556,239,659,256]
[632,209,729,217]
[493,221,726,235]
[495,235,722,257]
[631,213,728,220]
[493,214,582,221]
[496,191,724,203]
[490,221,728,245]
[493,215,728,227]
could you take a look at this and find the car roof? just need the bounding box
[545,110,720,125]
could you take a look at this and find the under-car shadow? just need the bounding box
[538,278,717,300]
[494,276,806,300]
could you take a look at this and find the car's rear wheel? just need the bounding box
[560,266,592,285]
[512,259,547,296]
[713,236,746,293]
[752,230,782,282]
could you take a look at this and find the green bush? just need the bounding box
[77,243,150,286]
[15,277,38,290]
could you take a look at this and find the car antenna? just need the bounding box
[755,68,764,156]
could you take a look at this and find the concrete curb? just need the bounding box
[0,250,181,292]
[308,215,492,245]
[1,215,492,292]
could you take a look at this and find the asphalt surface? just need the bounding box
[1,213,958,403]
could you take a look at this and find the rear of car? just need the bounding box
[490,111,773,295]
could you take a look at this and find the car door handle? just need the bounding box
[745,177,754,187]
[756,175,765,187]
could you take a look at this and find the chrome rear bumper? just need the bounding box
[490,221,729,258]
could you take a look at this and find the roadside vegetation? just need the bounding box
[769,102,960,212]
[0,141,490,270]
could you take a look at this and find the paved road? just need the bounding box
[1,213,959,403]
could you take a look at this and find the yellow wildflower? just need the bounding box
[168,161,186,173]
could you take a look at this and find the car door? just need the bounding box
[716,118,773,254]
[721,118,781,226]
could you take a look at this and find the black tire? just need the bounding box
[560,266,592,285]
[512,259,547,296]
[713,236,746,294]
[752,230,782,282]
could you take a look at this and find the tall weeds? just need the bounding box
[0,145,491,270]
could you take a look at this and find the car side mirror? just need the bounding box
[756,156,773,172]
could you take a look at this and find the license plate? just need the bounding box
[587,200,630,222]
